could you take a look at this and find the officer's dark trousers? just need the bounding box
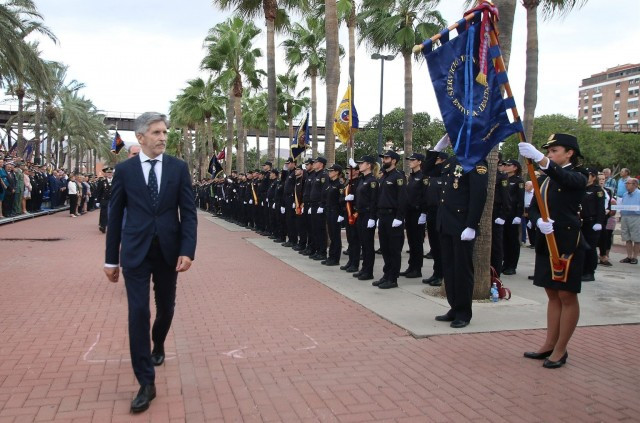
[503,222,521,271]
[426,209,443,278]
[491,223,504,276]
[311,205,327,256]
[123,238,177,386]
[356,211,375,275]
[378,211,405,281]
[296,209,308,247]
[253,204,262,230]
[99,202,108,227]
[326,209,341,262]
[346,219,360,267]
[582,220,600,275]
[285,205,298,243]
[405,209,424,272]
[440,232,475,322]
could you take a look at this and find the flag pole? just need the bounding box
[348,83,353,163]
[412,9,567,281]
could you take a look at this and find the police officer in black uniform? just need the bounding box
[322,163,344,266]
[95,167,114,233]
[426,135,489,328]
[282,158,298,247]
[293,164,306,250]
[422,152,447,287]
[400,153,428,279]
[299,158,315,255]
[373,150,407,289]
[309,157,328,261]
[502,159,525,275]
[491,163,511,276]
[353,155,379,280]
[340,162,361,272]
[580,168,606,282]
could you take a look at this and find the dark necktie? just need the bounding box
[147,159,159,208]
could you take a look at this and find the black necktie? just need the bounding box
[147,159,159,208]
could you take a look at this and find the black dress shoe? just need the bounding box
[312,255,326,261]
[404,270,422,278]
[543,352,568,369]
[130,384,156,413]
[151,349,165,366]
[282,241,294,247]
[357,273,374,281]
[378,280,398,289]
[528,275,535,280]
[450,320,470,328]
[372,276,388,286]
[581,274,595,282]
[523,350,553,360]
[343,250,350,256]
[425,252,433,259]
[300,249,313,256]
[435,314,455,322]
[324,260,339,266]
[399,269,411,276]
[340,262,352,270]
[292,244,305,251]
[429,278,442,286]
[502,268,516,275]
[375,248,382,255]
[99,226,105,233]
[344,266,359,273]
[422,275,438,284]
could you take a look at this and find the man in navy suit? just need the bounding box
[103,112,197,413]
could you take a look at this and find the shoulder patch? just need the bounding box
[423,179,429,186]
[502,179,508,187]
[476,165,488,175]
[370,181,377,188]
[597,191,603,198]
[339,188,344,194]
[397,178,403,186]
[321,177,325,183]
[519,182,524,189]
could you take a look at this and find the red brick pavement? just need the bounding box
[0,211,638,422]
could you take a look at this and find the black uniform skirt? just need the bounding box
[533,226,585,293]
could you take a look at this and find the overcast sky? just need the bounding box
[9,0,640,146]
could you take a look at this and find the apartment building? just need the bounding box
[578,63,640,132]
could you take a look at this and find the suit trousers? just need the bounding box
[378,212,405,281]
[285,205,298,243]
[326,209,341,261]
[356,211,376,276]
[491,223,504,276]
[503,222,521,271]
[440,232,475,322]
[123,238,178,386]
[426,208,443,278]
[405,209,424,271]
[582,222,601,276]
[346,219,360,268]
[311,205,327,256]
[296,210,308,247]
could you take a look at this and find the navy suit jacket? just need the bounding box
[105,154,197,269]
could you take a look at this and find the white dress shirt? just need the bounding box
[138,150,163,193]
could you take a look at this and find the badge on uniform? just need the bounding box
[370,182,377,188]
[321,178,325,183]
[475,164,488,175]
[519,182,524,189]
[397,178,403,186]
[339,189,344,194]
[502,180,508,187]
[597,191,603,197]
[423,179,429,186]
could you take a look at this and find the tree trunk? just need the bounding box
[311,72,319,158]
[521,2,539,178]
[235,94,245,173]
[206,115,213,162]
[226,88,235,175]
[16,85,26,157]
[34,100,41,164]
[348,5,356,162]
[324,0,341,163]
[470,0,517,300]
[46,118,52,165]
[403,51,413,173]
[266,17,277,162]
[256,133,261,168]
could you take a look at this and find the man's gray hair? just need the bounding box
[134,112,169,135]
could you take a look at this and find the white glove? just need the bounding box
[233,189,237,193]
[494,217,505,225]
[292,203,296,209]
[367,219,375,228]
[280,207,285,214]
[243,201,247,205]
[272,203,276,210]
[537,218,554,234]
[592,223,602,231]
[249,199,253,205]
[226,199,229,203]
[527,220,532,229]
[337,216,345,223]
[434,134,451,152]
[392,219,403,228]
[96,203,100,207]
[344,194,354,201]
[348,158,357,168]
[512,217,521,225]
[308,207,312,214]
[301,206,304,213]
[418,213,427,225]
[518,142,544,162]
[461,228,476,241]
[317,207,324,214]
[260,201,264,206]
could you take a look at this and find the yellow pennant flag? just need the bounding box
[333,84,359,144]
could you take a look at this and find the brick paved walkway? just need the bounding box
[0,211,638,422]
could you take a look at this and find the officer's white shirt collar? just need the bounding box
[138,150,163,164]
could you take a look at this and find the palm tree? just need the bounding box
[324,0,341,163]
[358,0,445,171]
[202,17,264,173]
[243,92,269,168]
[277,71,310,157]
[211,0,310,164]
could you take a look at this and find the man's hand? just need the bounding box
[104,266,119,283]
[176,256,192,272]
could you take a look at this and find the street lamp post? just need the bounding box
[371,53,395,161]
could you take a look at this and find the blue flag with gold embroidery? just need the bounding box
[422,11,522,172]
